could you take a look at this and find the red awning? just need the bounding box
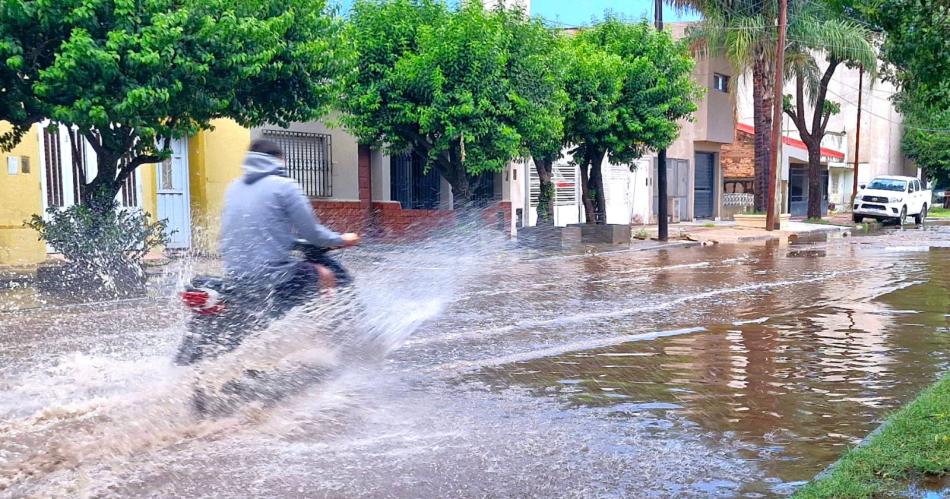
[736,123,845,160]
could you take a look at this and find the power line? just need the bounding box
[823,87,950,133]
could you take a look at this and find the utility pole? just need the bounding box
[766,0,788,231]
[656,0,668,241]
[851,65,864,206]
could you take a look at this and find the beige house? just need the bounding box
[654,22,737,222]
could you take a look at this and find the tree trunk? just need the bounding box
[752,49,774,213]
[806,143,822,219]
[82,154,123,216]
[534,157,555,225]
[450,170,471,210]
[590,157,607,224]
[579,162,596,224]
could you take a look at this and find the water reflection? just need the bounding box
[476,247,950,495]
[3,226,950,497]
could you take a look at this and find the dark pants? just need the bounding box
[270,254,352,317]
[270,260,319,316]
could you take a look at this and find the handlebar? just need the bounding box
[292,239,353,287]
[292,239,333,261]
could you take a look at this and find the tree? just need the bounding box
[0,0,350,214]
[903,105,950,189]
[564,18,700,224]
[835,0,950,187]
[782,7,876,218]
[498,9,569,225]
[676,0,781,213]
[341,0,566,209]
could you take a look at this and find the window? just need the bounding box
[914,179,921,192]
[262,129,333,197]
[866,178,907,192]
[391,150,441,209]
[713,73,730,92]
[43,127,65,207]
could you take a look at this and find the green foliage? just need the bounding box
[0,0,349,205]
[341,0,566,201]
[25,203,169,295]
[562,17,700,223]
[837,0,950,186]
[566,18,701,167]
[795,370,950,498]
[903,105,950,187]
[929,206,950,218]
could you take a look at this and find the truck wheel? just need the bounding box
[853,214,863,224]
[898,206,907,226]
[915,204,928,225]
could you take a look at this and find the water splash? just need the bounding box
[0,226,508,496]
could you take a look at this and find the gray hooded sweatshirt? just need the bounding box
[220,152,344,284]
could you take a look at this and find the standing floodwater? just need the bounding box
[2,226,950,497]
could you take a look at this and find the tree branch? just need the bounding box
[819,110,832,137]
[116,154,160,185]
[811,58,840,137]
[795,73,809,137]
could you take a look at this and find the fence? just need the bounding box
[722,192,755,220]
[262,129,332,198]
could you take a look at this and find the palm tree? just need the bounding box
[782,9,876,219]
[672,0,781,213]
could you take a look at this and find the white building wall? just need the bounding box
[736,61,909,184]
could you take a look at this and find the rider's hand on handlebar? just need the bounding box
[340,233,360,247]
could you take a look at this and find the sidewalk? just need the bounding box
[633,218,852,246]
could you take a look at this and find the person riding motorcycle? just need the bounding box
[219,139,359,317]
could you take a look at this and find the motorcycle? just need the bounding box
[173,240,357,415]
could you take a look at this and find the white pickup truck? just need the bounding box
[853,175,931,224]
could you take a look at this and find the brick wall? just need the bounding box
[720,127,755,181]
[311,200,511,240]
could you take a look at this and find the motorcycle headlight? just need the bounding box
[890,196,903,203]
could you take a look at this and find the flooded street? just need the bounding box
[2,225,950,497]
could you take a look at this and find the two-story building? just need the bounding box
[723,61,916,218]
[514,21,737,229]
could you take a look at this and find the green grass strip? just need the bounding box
[795,373,950,498]
[929,206,950,218]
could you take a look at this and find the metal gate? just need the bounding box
[527,162,581,226]
[156,139,192,249]
[391,150,441,209]
[694,152,715,219]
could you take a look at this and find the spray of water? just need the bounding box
[0,225,511,496]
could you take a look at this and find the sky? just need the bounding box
[530,0,700,27]
[333,1,702,26]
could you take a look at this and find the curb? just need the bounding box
[525,240,700,262]
[812,415,894,482]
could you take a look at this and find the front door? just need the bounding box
[156,139,191,249]
[694,152,715,219]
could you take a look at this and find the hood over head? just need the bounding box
[242,151,286,184]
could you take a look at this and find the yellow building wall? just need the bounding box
[189,119,251,253]
[0,123,46,265]
[139,161,158,221]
